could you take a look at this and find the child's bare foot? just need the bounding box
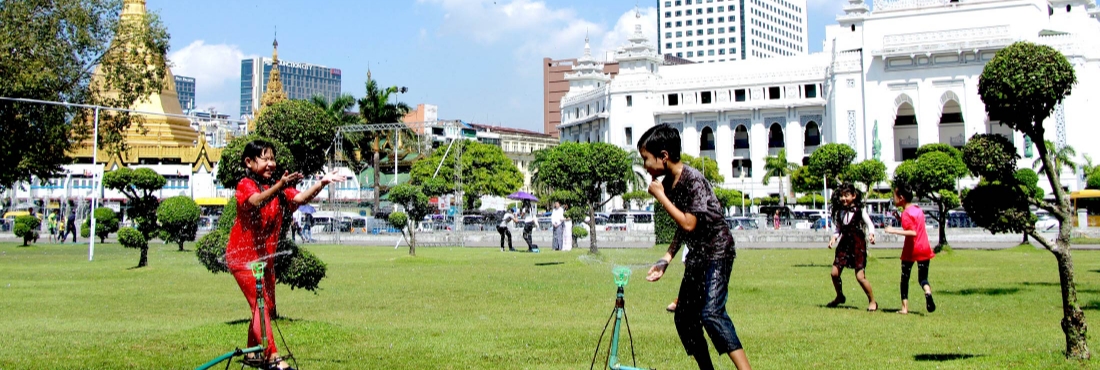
[666,301,677,312]
[867,301,878,312]
[897,309,908,315]
[825,295,846,308]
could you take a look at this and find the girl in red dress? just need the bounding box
[227,140,343,370]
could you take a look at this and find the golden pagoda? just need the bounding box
[248,37,288,131]
[75,0,217,172]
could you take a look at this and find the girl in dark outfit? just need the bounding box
[826,183,878,311]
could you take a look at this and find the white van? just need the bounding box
[606,210,654,232]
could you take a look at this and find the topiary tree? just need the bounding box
[620,190,653,210]
[117,227,148,268]
[682,154,725,185]
[103,167,164,240]
[410,140,523,210]
[713,187,743,216]
[572,225,588,249]
[254,99,338,178]
[274,239,327,292]
[13,215,40,246]
[195,229,229,274]
[807,143,857,189]
[978,41,1088,359]
[80,207,119,243]
[388,184,433,256]
[846,159,887,194]
[892,144,969,251]
[217,196,237,232]
[157,196,200,251]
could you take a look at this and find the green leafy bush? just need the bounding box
[14,215,40,246]
[218,196,237,232]
[195,229,229,274]
[157,196,201,251]
[118,227,150,268]
[572,225,589,239]
[275,240,328,292]
[80,208,119,242]
[388,211,408,230]
[217,135,295,189]
[655,207,675,244]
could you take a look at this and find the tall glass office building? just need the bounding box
[240,57,342,117]
[175,75,196,112]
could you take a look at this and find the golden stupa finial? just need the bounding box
[253,29,287,127]
[121,0,146,21]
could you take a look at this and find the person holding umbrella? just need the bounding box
[507,191,541,252]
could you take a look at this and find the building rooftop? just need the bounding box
[467,123,555,138]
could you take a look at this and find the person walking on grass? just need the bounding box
[521,201,539,252]
[498,209,517,252]
[826,183,878,311]
[885,184,936,315]
[640,123,751,370]
[225,139,344,370]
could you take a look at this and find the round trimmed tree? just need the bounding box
[118,227,148,268]
[254,99,339,178]
[80,207,119,243]
[157,196,201,251]
[13,215,40,246]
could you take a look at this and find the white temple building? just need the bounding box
[558,0,1100,205]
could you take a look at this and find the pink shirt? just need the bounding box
[900,205,934,262]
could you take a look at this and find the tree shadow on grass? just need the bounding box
[914,353,982,361]
[940,288,1021,296]
[225,316,301,325]
[1081,301,1100,311]
[1020,282,1059,287]
[534,262,565,267]
[792,263,831,268]
[881,308,925,316]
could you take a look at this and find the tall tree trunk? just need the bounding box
[138,246,148,268]
[1022,233,1030,244]
[779,177,786,207]
[1055,225,1090,359]
[373,149,381,214]
[588,205,598,254]
[936,201,949,251]
[409,223,417,257]
[178,241,185,252]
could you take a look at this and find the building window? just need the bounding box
[626,127,633,145]
[687,51,694,57]
[768,86,781,100]
[676,31,683,37]
[804,84,817,98]
[700,91,712,104]
[668,94,680,106]
[708,49,715,56]
[666,43,673,49]
[626,95,633,107]
[676,41,683,47]
[734,89,746,102]
[719,48,726,55]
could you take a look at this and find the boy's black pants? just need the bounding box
[675,257,743,369]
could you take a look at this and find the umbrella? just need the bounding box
[298,204,317,214]
[506,191,539,202]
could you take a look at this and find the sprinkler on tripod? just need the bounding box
[589,266,654,370]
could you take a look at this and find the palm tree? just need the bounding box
[762,149,800,206]
[357,72,411,213]
[1080,154,1096,180]
[1033,140,1077,178]
[310,94,364,173]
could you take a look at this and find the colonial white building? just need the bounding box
[560,0,1100,204]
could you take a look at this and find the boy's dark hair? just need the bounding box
[893,183,914,203]
[637,123,682,162]
[242,139,275,166]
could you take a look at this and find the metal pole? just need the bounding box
[89,107,99,262]
[393,129,398,185]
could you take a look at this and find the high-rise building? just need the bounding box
[174,75,195,112]
[240,56,342,117]
[657,0,808,63]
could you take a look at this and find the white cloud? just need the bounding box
[168,40,256,114]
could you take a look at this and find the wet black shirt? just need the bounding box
[665,165,736,263]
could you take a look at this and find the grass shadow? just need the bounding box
[792,263,832,268]
[225,316,301,325]
[1020,282,1059,287]
[876,256,900,260]
[913,353,982,361]
[881,308,925,316]
[815,304,859,310]
[1081,301,1100,311]
[534,262,565,267]
[940,287,1021,296]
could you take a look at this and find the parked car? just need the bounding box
[725,217,759,230]
[812,218,829,230]
[1035,212,1060,231]
[869,214,898,228]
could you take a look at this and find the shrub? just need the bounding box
[218,196,237,232]
[157,196,201,251]
[14,215,40,246]
[80,208,119,242]
[388,211,408,230]
[572,225,589,239]
[195,229,229,274]
[655,207,675,244]
[118,227,150,268]
[275,240,327,292]
[216,135,296,189]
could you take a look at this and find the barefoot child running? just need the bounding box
[884,184,936,315]
[826,183,877,311]
[226,140,344,370]
[640,124,750,370]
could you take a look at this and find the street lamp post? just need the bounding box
[89,107,99,261]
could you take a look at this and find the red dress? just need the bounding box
[226,177,299,356]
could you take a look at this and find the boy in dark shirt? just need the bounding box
[640,123,751,370]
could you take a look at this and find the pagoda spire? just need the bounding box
[255,33,288,122]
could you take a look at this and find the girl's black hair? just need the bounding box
[830,182,864,222]
[242,139,277,185]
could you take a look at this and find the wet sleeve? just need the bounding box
[236,179,259,213]
[284,187,301,212]
[862,211,875,234]
[683,174,711,216]
[901,210,914,231]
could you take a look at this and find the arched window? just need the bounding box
[768,123,784,148]
[894,101,919,161]
[700,127,716,150]
[804,121,820,146]
[734,125,749,149]
[939,99,965,148]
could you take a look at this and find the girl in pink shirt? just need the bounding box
[885,185,936,315]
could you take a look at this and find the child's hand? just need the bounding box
[647,259,669,282]
[320,171,345,185]
[869,233,876,244]
[278,171,303,187]
[647,180,664,197]
[828,236,836,249]
[885,226,897,234]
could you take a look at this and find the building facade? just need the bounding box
[174,75,195,113]
[468,123,560,192]
[402,104,440,134]
[657,0,808,63]
[543,56,620,137]
[240,57,342,117]
[562,0,1100,209]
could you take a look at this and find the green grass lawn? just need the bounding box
[3,242,1100,369]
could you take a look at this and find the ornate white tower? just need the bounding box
[614,10,663,77]
[562,35,611,98]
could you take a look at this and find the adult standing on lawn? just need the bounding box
[521,200,539,252]
[226,139,344,370]
[561,204,573,252]
[498,209,517,252]
[885,184,936,315]
[640,124,751,370]
[551,201,564,251]
[64,210,77,243]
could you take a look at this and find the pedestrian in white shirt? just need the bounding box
[562,204,573,251]
[551,202,565,251]
[521,201,539,252]
[498,209,517,252]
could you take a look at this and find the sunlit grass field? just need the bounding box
[2,241,1100,369]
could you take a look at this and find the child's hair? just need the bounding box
[637,123,682,162]
[893,184,914,203]
[831,182,864,222]
[242,139,275,167]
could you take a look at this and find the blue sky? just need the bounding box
[155,0,845,132]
